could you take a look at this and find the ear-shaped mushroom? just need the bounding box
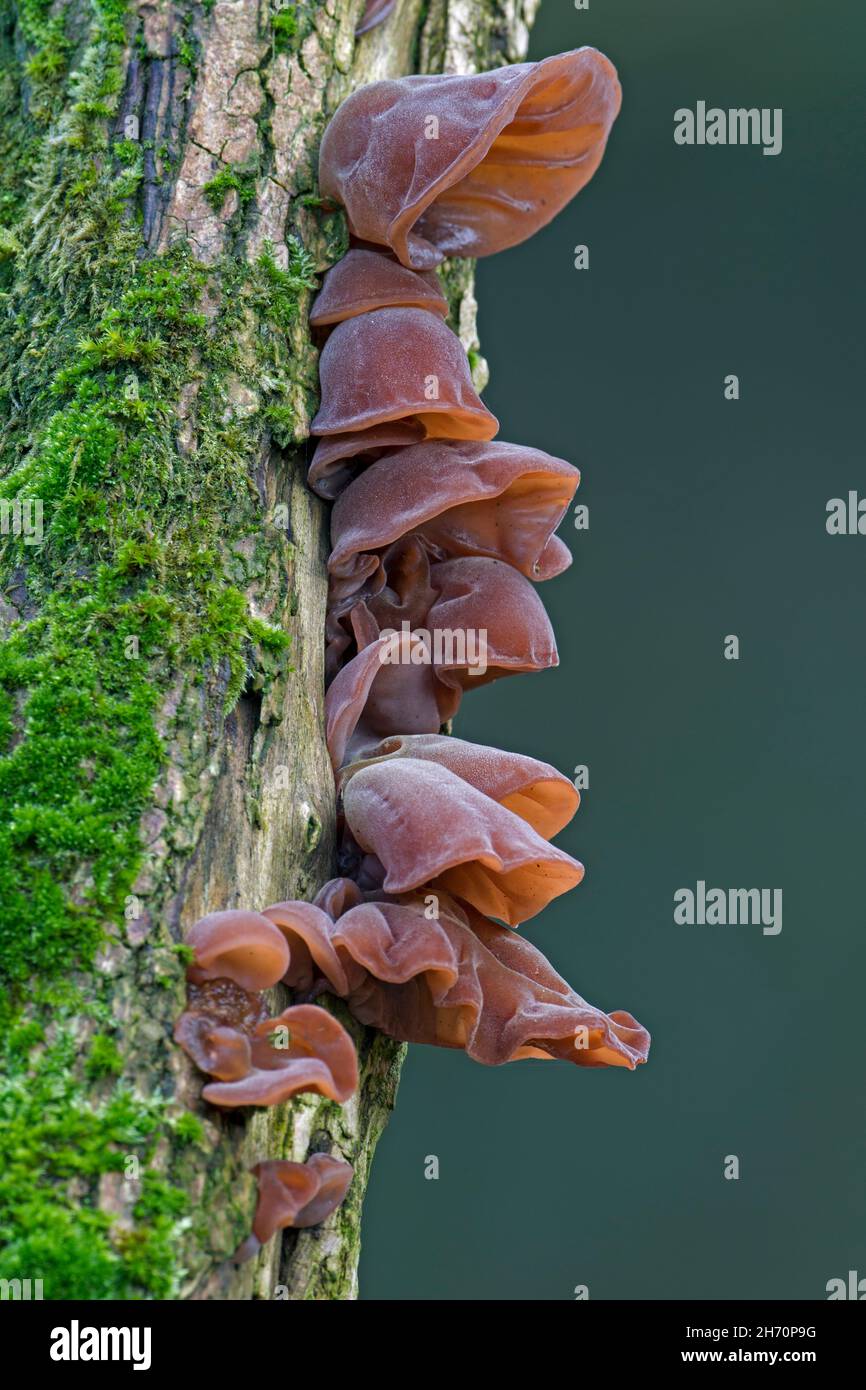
[424,555,559,692]
[310,248,448,328]
[329,440,579,597]
[340,733,579,839]
[186,910,290,991]
[311,308,497,447]
[291,1152,355,1227]
[328,545,559,698]
[328,594,461,746]
[260,884,649,1070]
[249,1154,354,1247]
[308,420,426,501]
[356,0,395,36]
[330,891,649,1067]
[249,1159,320,1247]
[314,876,365,921]
[324,633,453,770]
[201,1003,358,1108]
[325,575,561,773]
[174,1013,252,1081]
[341,757,583,925]
[319,48,621,269]
[263,899,352,995]
[359,535,438,632]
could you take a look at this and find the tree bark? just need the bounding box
[0,0,539,1302]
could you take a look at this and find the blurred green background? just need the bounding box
[360,0,866,1299]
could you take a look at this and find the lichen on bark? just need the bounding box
[0,0,539,1301]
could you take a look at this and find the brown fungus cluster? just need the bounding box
[176,913,358,1108]
[319,48,621,269]
[174,911,358,1258]
[175,41,649,1264]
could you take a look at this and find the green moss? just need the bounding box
[271,3,316,58]
[265,403,296,449]
[0,224,21,258]
[202,164,258,214]
[86,1033,124,1078]
[0,236,301,999]
[0,1025,188,1298]
[177,33,196,73]
[254,239,318,331]
[173,1113,205,1146]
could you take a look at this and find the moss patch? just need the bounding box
[0,1023,183,1297]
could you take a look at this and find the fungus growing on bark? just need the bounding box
[199,1004,359,1109]
[325,632,447,769]
[327,541,559,694]
[175,997,357,1109]
[423,554,559,691]
[340,757,583,925]
[328,440,579,601]
[310,247,448,328]
[319,48,621,268]
[311,308,497,455]
[174,1013,253,1082]
[339,733,580,838]
[355,0,395,37]
[308,420,425,501]
[176,913,358,1110]
[172,41,649,1273]
[245,1154,354,1254]
[186,909,289,991]
[263,886,649,1070]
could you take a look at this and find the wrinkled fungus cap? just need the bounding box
[200,1004,358,1108]
[258,882,651,1071]
[186,910,290,991]
[250,1154,354,1246]
[311,308,498,444]
[319,49,622,268]
[310,247,448,327]
[341,757,583,925]
[340,733,580,839]
[329,439,578,596]
[331,891,650,1067]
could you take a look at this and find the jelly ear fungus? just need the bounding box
[175,43,648,1265]
[310,43,648,1075]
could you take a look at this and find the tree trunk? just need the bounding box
[0,0,539,1302]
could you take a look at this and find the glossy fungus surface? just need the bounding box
[186,910,290,991]
[319,48,622,268]
[246,1153,354,1250]
[263,884,649,1069]
[311,308,498,444]
[310,247,448,327]
[341,757,583,925]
